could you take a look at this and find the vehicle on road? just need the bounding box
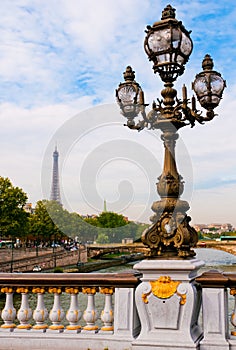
[33,265,42,272]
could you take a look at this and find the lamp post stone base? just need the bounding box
[132,258,204,350]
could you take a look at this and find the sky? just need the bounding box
[0,0,236,227]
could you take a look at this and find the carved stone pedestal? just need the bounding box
[132,259,204,350]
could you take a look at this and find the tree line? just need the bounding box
[0,176,148,246]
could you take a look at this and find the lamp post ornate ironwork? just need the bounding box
[116,4,226,259]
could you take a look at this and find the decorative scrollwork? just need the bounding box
[142,211,197,258]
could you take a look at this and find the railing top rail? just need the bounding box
[223,272,236,287]
[0,272,140,288]
[196,270,236,288]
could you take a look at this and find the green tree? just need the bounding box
[96,232,109,244]
[0,177,28,239]
[28,200,62,245]
[84,212,128,243]
[87,212,128,229]
[45,201,96,243]
[84,212,150,243]
[29,200,97,245]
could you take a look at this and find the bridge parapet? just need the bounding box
[0,272,140,350]
[1,264,236,349]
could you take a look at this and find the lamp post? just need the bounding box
[116,5,226,259]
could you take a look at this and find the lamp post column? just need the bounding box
[116,4,226,350]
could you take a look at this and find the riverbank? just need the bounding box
[64,254,145,273]
[0,247,85,272]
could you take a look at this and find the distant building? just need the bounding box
[194,223,234,234]
[24,203,35,214]
[221,223,233,232]
[122,238,133,244]
[103,200,107,212]
[193,224,207,232]
[81,214,97,219]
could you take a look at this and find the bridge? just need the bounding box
[86,243,146,258]
[87,241,236,258]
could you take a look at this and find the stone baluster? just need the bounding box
[65,287,82,332]
[82,287,98,332]
[100,287,114,333]
[48,287,65,331]
[0,287,16,330]
[16,287,32,330]
[231,288,236,336]
[32,288,48,331]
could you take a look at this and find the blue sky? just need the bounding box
[0,0,236,226]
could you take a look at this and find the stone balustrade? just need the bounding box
[196,270,236,350]
[0,271,140,350]
[1,265,236,349]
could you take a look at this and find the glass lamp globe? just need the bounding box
[192,54,226,111]
[144,4,193,82]
[116,66,144,122]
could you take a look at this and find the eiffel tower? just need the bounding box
[50,146,61,204]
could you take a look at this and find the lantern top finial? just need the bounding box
[123,66,135,82]
[202,54,214,71]
[161,4,176,20]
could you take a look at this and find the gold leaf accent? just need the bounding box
[83,325,99,331]
[82,287,98,295]
[231,288,236,296]
[150,276,180,299]
[142,290,152,304]
[17,324,32,329]
[1,287,13,293]
[32,287,45,294]
[65,287,79,294]
[177,291,186,305]
[48,287,62,294]
[16,287,28,294]
[49,325,64,330]
[66,325,81,330]
[100,287,114,295]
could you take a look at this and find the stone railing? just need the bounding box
[196,270,236,350]
[0,271,140,350]
[2,262,236,350]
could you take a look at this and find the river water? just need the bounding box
[99,248,236,273]
[195,248,236,270]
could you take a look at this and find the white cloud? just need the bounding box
[0,0,235,227]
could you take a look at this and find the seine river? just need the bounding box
[194,248,236,271]
[99,248,236,273]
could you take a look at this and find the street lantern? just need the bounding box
[116,66,146,128]
[116,4,226,258]
[144,4,193,82]
[192,54,226,118]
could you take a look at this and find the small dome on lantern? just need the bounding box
[192,54,226,111]
[144,4,193,83]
